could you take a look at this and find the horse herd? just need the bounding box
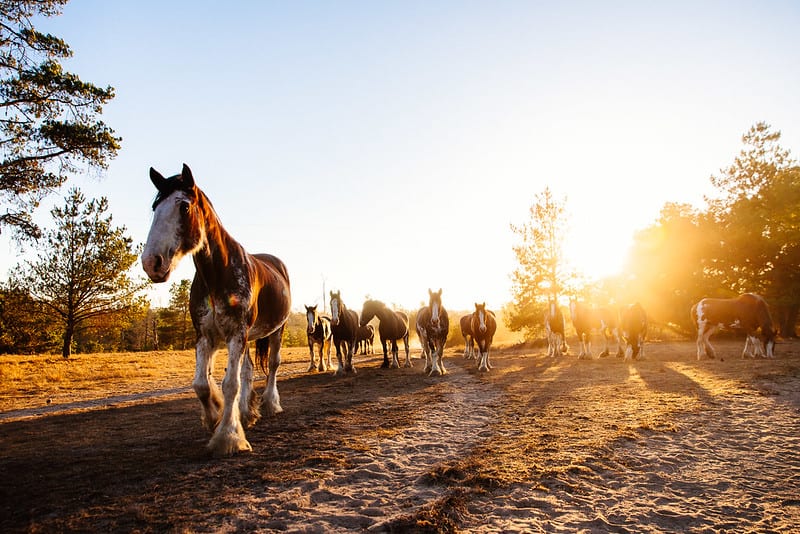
[141,165,779,457]
[545,293,776,365]
[305,289,498,377]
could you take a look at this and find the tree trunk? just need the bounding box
[62,322,74,359]
[779,303,799,338]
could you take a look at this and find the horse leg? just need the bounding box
[698,323,717,359]
[238,344,260,428]
[390,339,400,368]
[347,338,357,374]
[307,338,316,372]
[380,338,390,368]
[324,338,333,370]
[403,333,412,368]
[317,341,328,372]
[192,336,223,431]
[599,329,610,358]
[559,333,568,354]
[434,338,447,375]
[208,331,251,456]
[334,338,346,376]
[428,339,440,376]
[260,326,284,417]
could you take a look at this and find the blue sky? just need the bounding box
[2,1,799,312]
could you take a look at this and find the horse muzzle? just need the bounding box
[142,252,172,283]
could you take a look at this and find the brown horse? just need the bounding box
[360,299,410,368]
[692,293,776,360]
[304,305,332,372]
[329,291,359,375]
[569,298,621,359]
[470,302,496,372]
[142,164,291,457]
[415,288,450,376]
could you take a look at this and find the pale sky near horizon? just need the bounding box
[1,1,799,312]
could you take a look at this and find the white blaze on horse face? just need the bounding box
[142,192,201,283]
[478,309,487,333]
[431,301,440,325]
[306,310,315,334]
[331,298,340,325]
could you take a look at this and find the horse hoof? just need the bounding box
[208,431,252,457]
[380,361,390,369]
[307,364,316,372]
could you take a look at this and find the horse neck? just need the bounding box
[191,192,245,292]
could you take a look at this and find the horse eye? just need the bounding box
[179,201,190,215]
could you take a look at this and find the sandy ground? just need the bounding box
[1,338,798,533]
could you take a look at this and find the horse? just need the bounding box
[544,300,568,357]
[329,291,359,374]
[619,303,647,361]
[692,293,776,360]
[355,323,375,355]
[460,314,475,359]
[470,302,497,372]
[304,305,332,372]
[360,299,410,368]
[142,164,291,457]
[415,288,450,376]
[569,298,621,359]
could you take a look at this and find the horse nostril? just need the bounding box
[153,255,163,272]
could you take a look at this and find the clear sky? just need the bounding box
[1,1,799,312]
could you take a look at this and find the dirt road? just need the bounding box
[1,339,798,532]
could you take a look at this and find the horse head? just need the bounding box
[428,288,443,327]
[475,302,487,333]
[329,291,342,325]
[305,305,318,334]
[142,164,204,283]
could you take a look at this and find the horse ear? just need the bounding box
[180,164,196,189]
[149,167,168,191]
[428,288,433,296]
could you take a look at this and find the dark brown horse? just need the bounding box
[470,302,497,372]
[360,299,410,368]
[692,293,776,360]
[329,291,359,375]
[569,298,621,359]
[355,323,375,355]
[619,302,647,360]
[415,288,450,376]
[305,305,332,372]
[142,164,291,457]
[460,314,475,359]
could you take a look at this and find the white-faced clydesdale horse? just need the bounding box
[692,293,776,360]
[544,300,568,357]
[569,298,621,359]
[471,302,497,372]
[619,302,647,361]
[142,164,291,457]
[305,305,332,372]
[460,314,475,359]
[415,288,450,376]
[329,291,359,374]
[360,299,411,368]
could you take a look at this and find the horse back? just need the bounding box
[250,253,291,337]
[460,314,472,336]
